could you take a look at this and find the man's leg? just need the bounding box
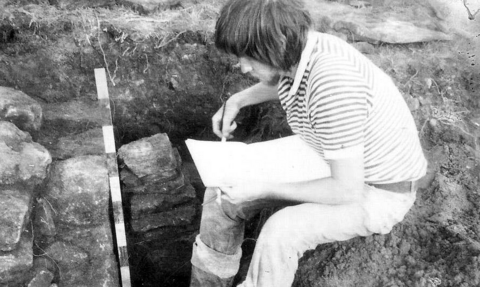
[238,186,416,287]
[190,187,285,287]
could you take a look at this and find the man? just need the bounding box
[189,0,427,286]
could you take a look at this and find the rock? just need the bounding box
[405,95,420,111]
[435,174,473,216]
[0,189,32,251]
[41,152,119,285]
[27,268,54,287]
[56,223,116,259]
[38,99,107,151]
[138,225,195,243]
[129,183,196,219]
[122,169,186,193]
[118,133,178,181]
[352,41,376,54]
[0,121,32,147]
[0,230,33,285]
[131,205,196,232]
[41,99,107,128]
[88,254,119,287]
[33,256,57,276]
[0,141,52,186]
[118,0,191,13]
[399,240,411,255]
[0,122,52,186]
[0,86,42,135]
[44,156,109,226]
[44,241,89,284]
[53,224,120,286]
[305,0,453,44]
[50,128,105,160]
[33,197,57,238]
[51,0,115,9]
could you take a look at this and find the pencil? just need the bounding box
[220,100,227,142]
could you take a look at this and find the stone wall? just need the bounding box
[0,85,201,286]
[0,87,52,286]
[0,86,120,287]
[118,133,199,286]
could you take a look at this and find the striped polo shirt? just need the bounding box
[278,32,427,184]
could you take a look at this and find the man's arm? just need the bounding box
[212,82,279,138]
[230,82,280,107]
[220,154,365,205]
[268,155,365,205]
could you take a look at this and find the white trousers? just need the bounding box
[237,186,416,287]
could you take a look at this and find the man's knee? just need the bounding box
[257,207,297,245]
[220,199,243,222]
[202,187,242,222]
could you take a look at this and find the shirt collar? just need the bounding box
[288,31,318,97]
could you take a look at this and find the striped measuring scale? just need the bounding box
[94,68,132,287]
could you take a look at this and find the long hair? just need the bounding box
[215,0,313,71]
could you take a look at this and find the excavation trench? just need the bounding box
[1,2,480,287]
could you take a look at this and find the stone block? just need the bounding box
[44,241,89,284]
[87,254,120,287]
[130,205,196,233]
[33,197,56,238]
[44,241,88,268]
[129,183,196,219]
[0,189,32,251]
[52,224,120,287]
[57,223,116,259]
[0,86,42,135]
[133,225,195,244]
[0,122,52,186]
[50,128,105,160]
[121,169,185,193]
[0,230,33,285]
[118,133,178,180]
[0,121,32,147]
[44,155,109,226]
[27,268,54,287]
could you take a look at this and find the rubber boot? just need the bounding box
[189,265,235,287]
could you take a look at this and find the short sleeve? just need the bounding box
[307,59,370,160]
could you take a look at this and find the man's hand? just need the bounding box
[212,98,238,139]
[212,82,281,139]
[219,182,269,205]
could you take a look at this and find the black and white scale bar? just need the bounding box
[94,68,132,287]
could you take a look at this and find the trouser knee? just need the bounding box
[256,207,305,252]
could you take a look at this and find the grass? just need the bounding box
[1,0,223,41]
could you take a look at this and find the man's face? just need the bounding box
[238,57,281,86]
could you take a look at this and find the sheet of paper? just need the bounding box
[185,135,331,187]
[185,140,247,186]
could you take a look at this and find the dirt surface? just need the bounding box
[1,0,480,286]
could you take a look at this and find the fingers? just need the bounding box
[212,108,224,138]
[218,186,233,202]
[212,101,238,139]
[214,187,222,205]
[223,121,237,139]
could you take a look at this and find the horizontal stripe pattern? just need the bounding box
[279,33,427,184]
